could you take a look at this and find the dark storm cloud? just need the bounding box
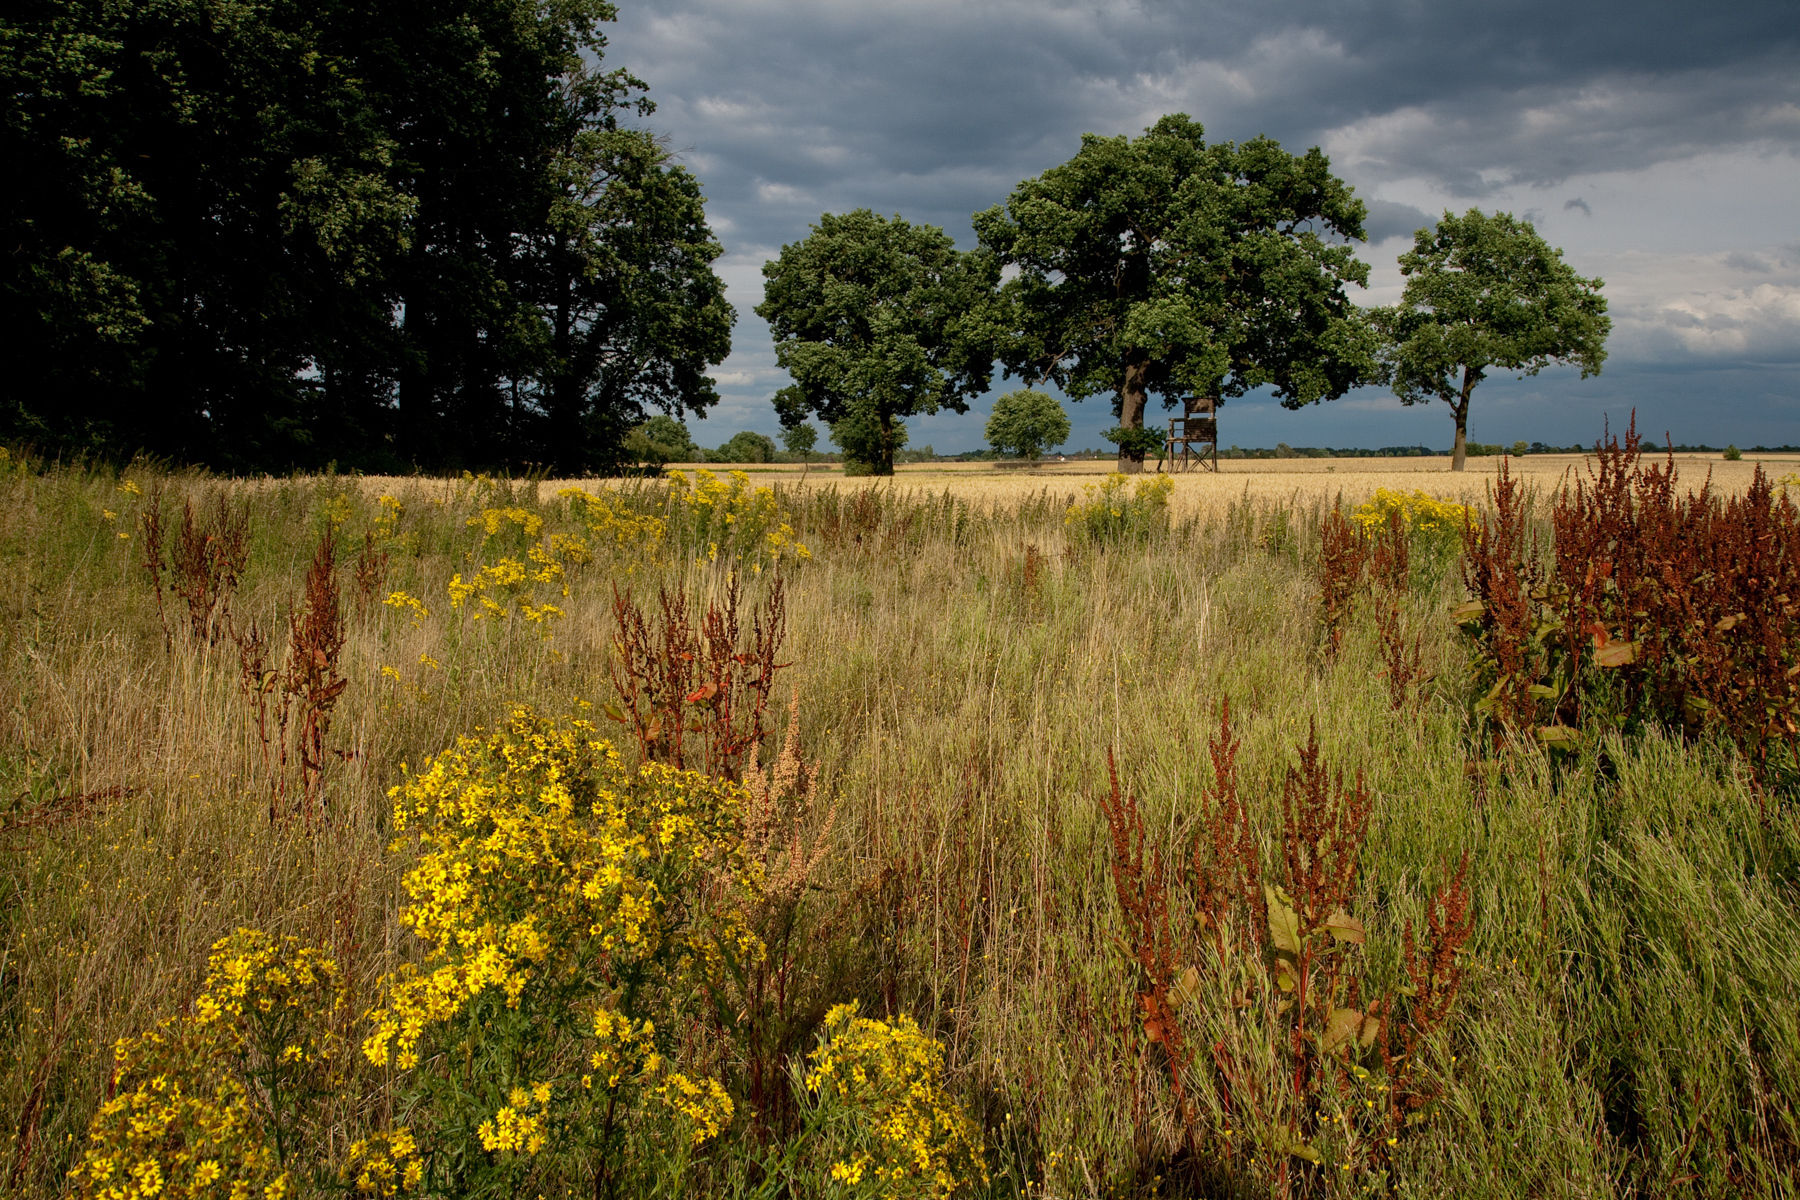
[614,1,1799,233]
[1361,200,1436,245]
[602,0,1800,447]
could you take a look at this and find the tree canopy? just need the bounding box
[758,210,998,476]
[714,431,777,463]
[1,0,731,472]
[1374,209,1610,471]
[974,114,1378,470]
[625,414,700,465]
[985,390,1071,460]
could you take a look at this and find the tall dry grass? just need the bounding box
[3,454,1798,1197]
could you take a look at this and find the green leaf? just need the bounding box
[1592,640,1637,668]
[1449,599,1485,624]
[1265,885,1303,956]
[1534,724,1581,748]
[1323,910,1365,944]
[1323,1007,1363,1051]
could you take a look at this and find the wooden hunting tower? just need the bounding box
[1157,396,1218,472]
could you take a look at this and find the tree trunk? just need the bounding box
[876,409,897,476]
[1117,349,1150,474]
[546,263,581,474]
[1450,368,1475,472]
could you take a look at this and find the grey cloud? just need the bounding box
[1565,198,1592,216]
[1724,251,1773,274]
[600,0,1800,449]
[1360,200,1436,245]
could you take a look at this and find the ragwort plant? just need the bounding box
[66,929,341,1200]
[1064,473,1174,547]
[663,468,811,571]
[361,705,761,1199]
[558,470,810,577]
[783,1001,987,1199]
[445,505,589,635]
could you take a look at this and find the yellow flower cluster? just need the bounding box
[804,1002,986,1198]
[656,1073,734,1146]
[665,468,811,570]
[446,515,587,633]
[190,928,340,1065]
[320,492,355,531]
[1349,487,1474,538]
[478,1084,552,1155]
[383,590,431,627]
[67,930,335,1200]
[1064,473,1175,545]
[373,495,404,539]
[345,1128,422,1196]
[363,706,758,1155]
[588,1008,659,1090]
[559,472,810,573]
[560,486,670,571]
[468,505,544,541]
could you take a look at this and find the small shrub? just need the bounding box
[66,930,340,1200]
[362,706,760,1198]
[1064,473,1173,546]
[791,1002,987,1198]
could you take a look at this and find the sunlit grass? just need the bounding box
[3,456,1797,1197]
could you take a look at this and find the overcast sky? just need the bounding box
[608,0,1800,454]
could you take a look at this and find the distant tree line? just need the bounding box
[2,0,732,473]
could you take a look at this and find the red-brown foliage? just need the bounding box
[606,575,786,781]
[1317,507,1371,657]
[1460,417,1800,783]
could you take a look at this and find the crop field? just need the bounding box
[4,443,1800,1199]
[565,453,1800,516]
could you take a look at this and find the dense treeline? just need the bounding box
[1,0,732,472]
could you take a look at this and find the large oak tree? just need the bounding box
[758,210,998,476]
[1374,209,1610,471]
[975,114,1378,471]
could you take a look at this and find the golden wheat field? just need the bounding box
[539,452,1796,518]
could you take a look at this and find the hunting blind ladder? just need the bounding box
[1157,396,1218,472]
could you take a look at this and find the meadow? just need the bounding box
[4,444,1799,1199]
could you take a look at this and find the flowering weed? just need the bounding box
[66,929,340,1200]
[1064,473,1174,546]
[795,1002,987,1198]
[363,706,761,1197]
